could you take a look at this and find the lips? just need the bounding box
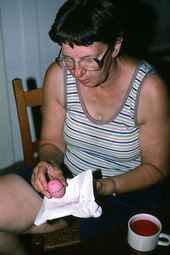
[79,79,90,85]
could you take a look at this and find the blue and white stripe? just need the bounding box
[63,60,155,177]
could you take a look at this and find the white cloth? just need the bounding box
[34,170,102,226]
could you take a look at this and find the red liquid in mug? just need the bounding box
[131,219,159,236]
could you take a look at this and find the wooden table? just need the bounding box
[50,203,170,255]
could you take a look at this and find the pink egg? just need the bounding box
[47,179,65,198]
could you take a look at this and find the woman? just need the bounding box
[32,0,170,239]
[0,0,170,254]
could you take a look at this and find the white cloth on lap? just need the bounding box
[34,170,102,226]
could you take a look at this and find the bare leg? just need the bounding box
[0,174,67,255]
[0,232,29,255]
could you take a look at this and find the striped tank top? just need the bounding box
[63,60,155,178]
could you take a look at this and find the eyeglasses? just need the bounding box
[55,47,110,71]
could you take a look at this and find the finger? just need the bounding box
[46,164,57,179]
[47,165,67,186]
[31,164,51,196]
[37,167,49,190]
[32,174,52,198]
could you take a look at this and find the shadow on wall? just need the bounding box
[119,0,157,58]
[26,78,42,141]
[119,0,170,90]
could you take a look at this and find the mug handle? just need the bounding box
[158,233,170,246]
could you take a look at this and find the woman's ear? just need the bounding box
[112,37,123,57]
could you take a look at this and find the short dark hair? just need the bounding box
[49,0,125,47]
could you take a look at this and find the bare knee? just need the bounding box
[0,174,42,233]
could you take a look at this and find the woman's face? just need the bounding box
[61,42,114,88]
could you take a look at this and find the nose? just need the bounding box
[73,63,86,78]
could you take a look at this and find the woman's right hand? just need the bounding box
[31,161,67,198]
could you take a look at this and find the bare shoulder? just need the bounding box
[137,70,170,125]
[44,62,64,90]
[142,70,168,93]
[43,62,65,106]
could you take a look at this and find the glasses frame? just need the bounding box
[55,46,110,71]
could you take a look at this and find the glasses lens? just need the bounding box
[79,59,100,71]
[56,58,101,71]
[56,59,74,70]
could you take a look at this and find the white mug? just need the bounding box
[127,213,170,252]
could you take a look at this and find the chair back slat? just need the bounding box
[12,78,42,168]
[25,88,43,107]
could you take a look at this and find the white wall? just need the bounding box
[0,18,14,168]
[0,0,66,169]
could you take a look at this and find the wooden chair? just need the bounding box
[12,78,80,255]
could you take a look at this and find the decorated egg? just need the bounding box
[47,179,65,198]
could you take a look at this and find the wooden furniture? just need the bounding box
[12,78,80,255]
[13,78,42,168]
[50,202,170,255]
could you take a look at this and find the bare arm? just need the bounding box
[97,73,170,195]
[31,63,67,197]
